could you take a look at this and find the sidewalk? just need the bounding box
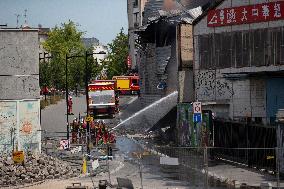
[208,163,284,188]
[127,135,284,188]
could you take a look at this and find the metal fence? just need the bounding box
[213,120,277,171]
[128,145,284,189]
[39,132,284,188]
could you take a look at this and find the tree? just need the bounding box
[39,59,51,88]
[104,28,129,79]
[42,21,86,90]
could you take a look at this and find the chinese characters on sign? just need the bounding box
[207,1,284,27]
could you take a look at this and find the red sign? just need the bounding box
[207,1,284,27]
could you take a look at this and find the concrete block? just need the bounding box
[0,31,38,75]
[0,75,39,100]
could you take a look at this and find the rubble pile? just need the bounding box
[0,153,80,187]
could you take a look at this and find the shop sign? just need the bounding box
[208,1,284,27]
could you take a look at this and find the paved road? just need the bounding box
[41,95,136,133]
[41,95,87,133]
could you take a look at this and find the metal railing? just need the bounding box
[125,145,284,189]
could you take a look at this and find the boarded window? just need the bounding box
[214,33,221,68]
[197,26,284,69]
[252,29,265,67]
[218,32,232,69]
[234,32,242,68]
[199,35,213,69]
[280,27,284,65]
[272,28,281,65]
[243,32,250,67]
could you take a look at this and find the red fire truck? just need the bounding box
[112,75,140,95]
[88,80,118,117]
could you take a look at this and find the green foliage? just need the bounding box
[39,60,51,88]
[104,28,129,79]
[41,21,86,89]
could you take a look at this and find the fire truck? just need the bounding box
[112,75,140,95]
[88,80,118,117]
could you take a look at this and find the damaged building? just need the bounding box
[193,0,284,170]
[130,0,210,140]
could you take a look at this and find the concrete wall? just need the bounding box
[127,0,142,70]
[179,69,194,103]
[0,30,40,153]
[0,31,38,76]
[0,31,39,100]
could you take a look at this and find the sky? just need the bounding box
[0,0,128,45]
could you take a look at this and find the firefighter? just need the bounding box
[71,118,79,143]
[68,96,73,115]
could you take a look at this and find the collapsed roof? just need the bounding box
[141,0,211,26]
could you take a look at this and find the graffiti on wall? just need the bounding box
[0,101,17,150]
[195,70,215,100]
[19,101,40,152]
[178,103,211,147]
[0,100,40,153]
[178,103,192,146]
[195,70,233,101]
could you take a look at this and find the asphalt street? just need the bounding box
[41,95,136,133]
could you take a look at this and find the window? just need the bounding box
[133,0,138,8]
[132,79,139,86]
[134,12,139,24]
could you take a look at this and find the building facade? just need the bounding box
[93,45,108,65]
[132,0,207,135]
[127,0,147,71]
[193,0,284,126]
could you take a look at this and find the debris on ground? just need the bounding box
[0,153,81,187]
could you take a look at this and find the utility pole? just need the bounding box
[65,54,70,143]
[24,9,28,24]
[15,14,21,28]
[85,51,90,155]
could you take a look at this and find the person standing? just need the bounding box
[68,96,73,115]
